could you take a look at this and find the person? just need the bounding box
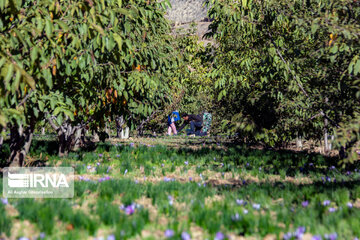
[167,110,180,135]
[177,113,203,135]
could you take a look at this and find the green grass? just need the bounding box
[0,138,359,239]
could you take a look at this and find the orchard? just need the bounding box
[0,0,359,239]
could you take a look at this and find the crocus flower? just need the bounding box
[231,213,240,221]
[236,199,245,205]
[295,226,306,238]
[130,142,134,147]
[18,238,29,240]
[97,162,100,166]
[214,232,225,240]
[116,154,120,157]
[168,195,174,205]
[124,169,128,175]
[312,235,322,240]
[161,164,165,167]
[107,235,115,240]
[329,207,336,212]
[164,177,171,182]
[105,176,110,180]
[99,154,103,157]
[323,200,331,206]
[283,232,293,240]
[181,232,191,240]
[164,229,175,238]
[302,201,309,207]
[330,166,336,170]
[252,203,260,210]
[1,198,8,205]
[185,161,189,165]
[87,165,92,169]
[39,232,45,239]
[125,204,135,215]
[243,209,248,214]
[347,202,353,208]
[107,167,111,173]
[325,233,338,240]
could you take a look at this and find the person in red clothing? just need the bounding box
[177,113,203,135]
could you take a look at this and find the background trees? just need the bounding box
[205,0,359,161]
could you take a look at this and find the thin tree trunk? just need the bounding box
[324,97,329,154]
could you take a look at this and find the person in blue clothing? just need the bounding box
[167,111,180,135]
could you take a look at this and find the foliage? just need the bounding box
[205,0,360,154]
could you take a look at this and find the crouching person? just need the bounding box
[177,113,203,136]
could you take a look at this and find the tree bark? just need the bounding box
[8,123,35,167]
[116,116,124,138]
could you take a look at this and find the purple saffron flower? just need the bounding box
[346,171,351,175]
[168,195,174,205]
[326,177,331,182]
[189,177,193,181]
[325,233,338,240]
[330,166,336,170]
[323,200,331,206]
[246,162,250,167]
[107,234,116,240]
[99,154,103,157]
[87,165,92,170]
[214,232,225,240]
[164,229,175,238]
[329,207,336,212]
[1,198,8,205]
[347,202,353,208]
[295,226,306,238]
[259,167,262,171]
[18,238,29,240]
[312,236,322,240]
[302,201,309,207]
[107,166,111,173]
[164,177,171,182]
[309,163,314,167]
[116,154,120,157]
[252,203,260,210]
[236,199,245,205]
[181,231,191,240]
[185,161,189,165]
[243,209,249,214]
[231,213,240,221]
[124,169,128,175]
[130,142,134,147]
[39,232,45,239]
[97,162,100,166]
[214,157,216,160]
[161,164,165,167]
[125,204,135,215]
[283,232,293,240]
[105,176,110,180]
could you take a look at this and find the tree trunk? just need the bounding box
[0,128,4,150]
[324,97,329,154]
[8,124,34,167]
[116,116,124,138]
[121,127,129,139]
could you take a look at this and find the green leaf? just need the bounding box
[38,101,45,112]
[45,19,53,37]
[354,60,360,76]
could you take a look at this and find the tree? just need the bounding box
[205,0,359,158]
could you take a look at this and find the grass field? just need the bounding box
[1,137,360,240]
